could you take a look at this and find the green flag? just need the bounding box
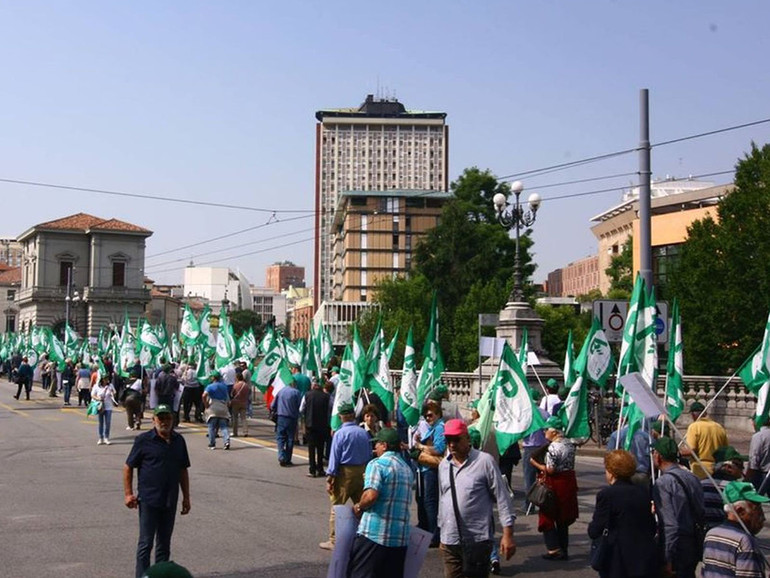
[518,327,529,376]
[320,324,334,366]
[617,275,644,380]
[558,330,591,439]
[470,365,500,449]
[416,292,445,406]
[493,341,546,454]
[331,344,356,431]
[198,306,216,352]
[585,317,614,388]
[563,330,574,385]
[399,327,420,427]
[180,305,201,346]
[253,346,284,393]
[739,345,768,395]
[665,299,685,422]
[238,328,258,360]
[215,309,238,369]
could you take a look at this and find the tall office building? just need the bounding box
[314,94,448,309]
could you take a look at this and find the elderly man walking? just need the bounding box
[438,419,516,578]
[652,437,705,578]
[320,402,371,551]
[270,377,302,466]
[348,428,414,578]
[702,481,768,578]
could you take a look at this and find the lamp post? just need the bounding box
[493,180,542,303]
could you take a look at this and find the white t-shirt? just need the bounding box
[92,384,117,410]
[540,393,562,416]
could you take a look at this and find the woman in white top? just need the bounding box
[91,375,117,445]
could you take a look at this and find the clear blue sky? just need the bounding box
[2,1,768,286]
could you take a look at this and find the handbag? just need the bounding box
[417,449,442,469]
[449,462,494,578]
[86,399,100,416]
[206,398,230,420]
[589,528,610,571]
[526,478,557,515]
[667,471,707,560]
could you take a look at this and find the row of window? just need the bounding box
[58,261,126,287]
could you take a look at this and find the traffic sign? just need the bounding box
[592,299,668,344]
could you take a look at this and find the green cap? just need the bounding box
[653,437,678,461]
[713,445,749,463]
[154,404,173,416]
[545,416,563,431]
[428,389,444,401]
[467,399,480,410]
[337,402,355,415]
[143,561,193,578]
[723,480,770,504]
[332,366,340,373]
[546,378,558,390]
[690,401,706,413]
[373,427,400,446]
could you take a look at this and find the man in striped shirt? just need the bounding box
[702,481,768,578]
[349,428,414,578]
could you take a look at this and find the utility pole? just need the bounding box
[638,88,653,289]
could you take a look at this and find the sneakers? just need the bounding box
[97,439,104,445]
[126,426,134,431]
[209,445,216,450]
[490,559,501,575]
[319,541,334,551]
[104,439,111,445]
[224,442,230,450]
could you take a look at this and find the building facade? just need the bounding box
[330,190,450,302]
[182,266,254,314]
[265,261,305,293]
[314,94,448,309]
[251,286,287,328]
[15,213,152,337]
[591,180,730,296]
[559,254,599,297]
[0,265,21,333]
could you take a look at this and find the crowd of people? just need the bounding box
[7,349,770,578]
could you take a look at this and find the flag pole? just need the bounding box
[692,369,740,423]
[528,364,548,396]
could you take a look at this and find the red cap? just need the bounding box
[444,419,469,437]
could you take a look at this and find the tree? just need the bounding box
[668,143,770,374]
[605,237,633,298]
[363,167,537,371]
[535,304,591,365]
[229,309,262,338]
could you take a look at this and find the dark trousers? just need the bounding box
[416,468,439,545]
[15,379,31,399]
[348,535,406,578]
[306,427,329,475]
[181,387,203,421]
[135,502,177,578]
[78,388,91,407]
[441,542,493,578]
[522,446,538,508]
[41,374,51,390]
[544,522,569,553]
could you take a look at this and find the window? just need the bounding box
[59,261,73,287]
[5,315,15,333]
[6,289,15,301]
[112,262,126,287]
[351,197,367,206]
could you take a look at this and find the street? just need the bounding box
[2,381,765,578]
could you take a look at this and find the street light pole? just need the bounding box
[493,181,542,303]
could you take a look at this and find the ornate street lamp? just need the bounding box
[493,181,542,303]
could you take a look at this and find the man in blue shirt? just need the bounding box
[349,428,414,578]
[203,371,231,450]
[606,424,652,487]
[123,404,191,578]
[320,402,371,550]
[270,378,302,466]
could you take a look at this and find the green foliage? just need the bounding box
[229,309,262,338]
[364,167,538,371]
[577,289,602,304]
[605,237,633,295]
[668,143,770,374]
[535,304,592,364]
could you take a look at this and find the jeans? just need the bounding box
[98,410,112,440]
[417,468,439,545]
[522,446,538,508]
[63,383,72,404]
[207,417,230,447]
[135,502,176,578]
[276,416,297,464]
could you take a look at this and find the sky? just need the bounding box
[1,1,769,287]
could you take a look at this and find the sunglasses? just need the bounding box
[424,412,436,418]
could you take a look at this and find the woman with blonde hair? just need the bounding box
[587,449,658,577]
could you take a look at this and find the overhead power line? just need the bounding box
[0,177,314,215]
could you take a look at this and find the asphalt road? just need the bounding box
[4,381,764,578]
